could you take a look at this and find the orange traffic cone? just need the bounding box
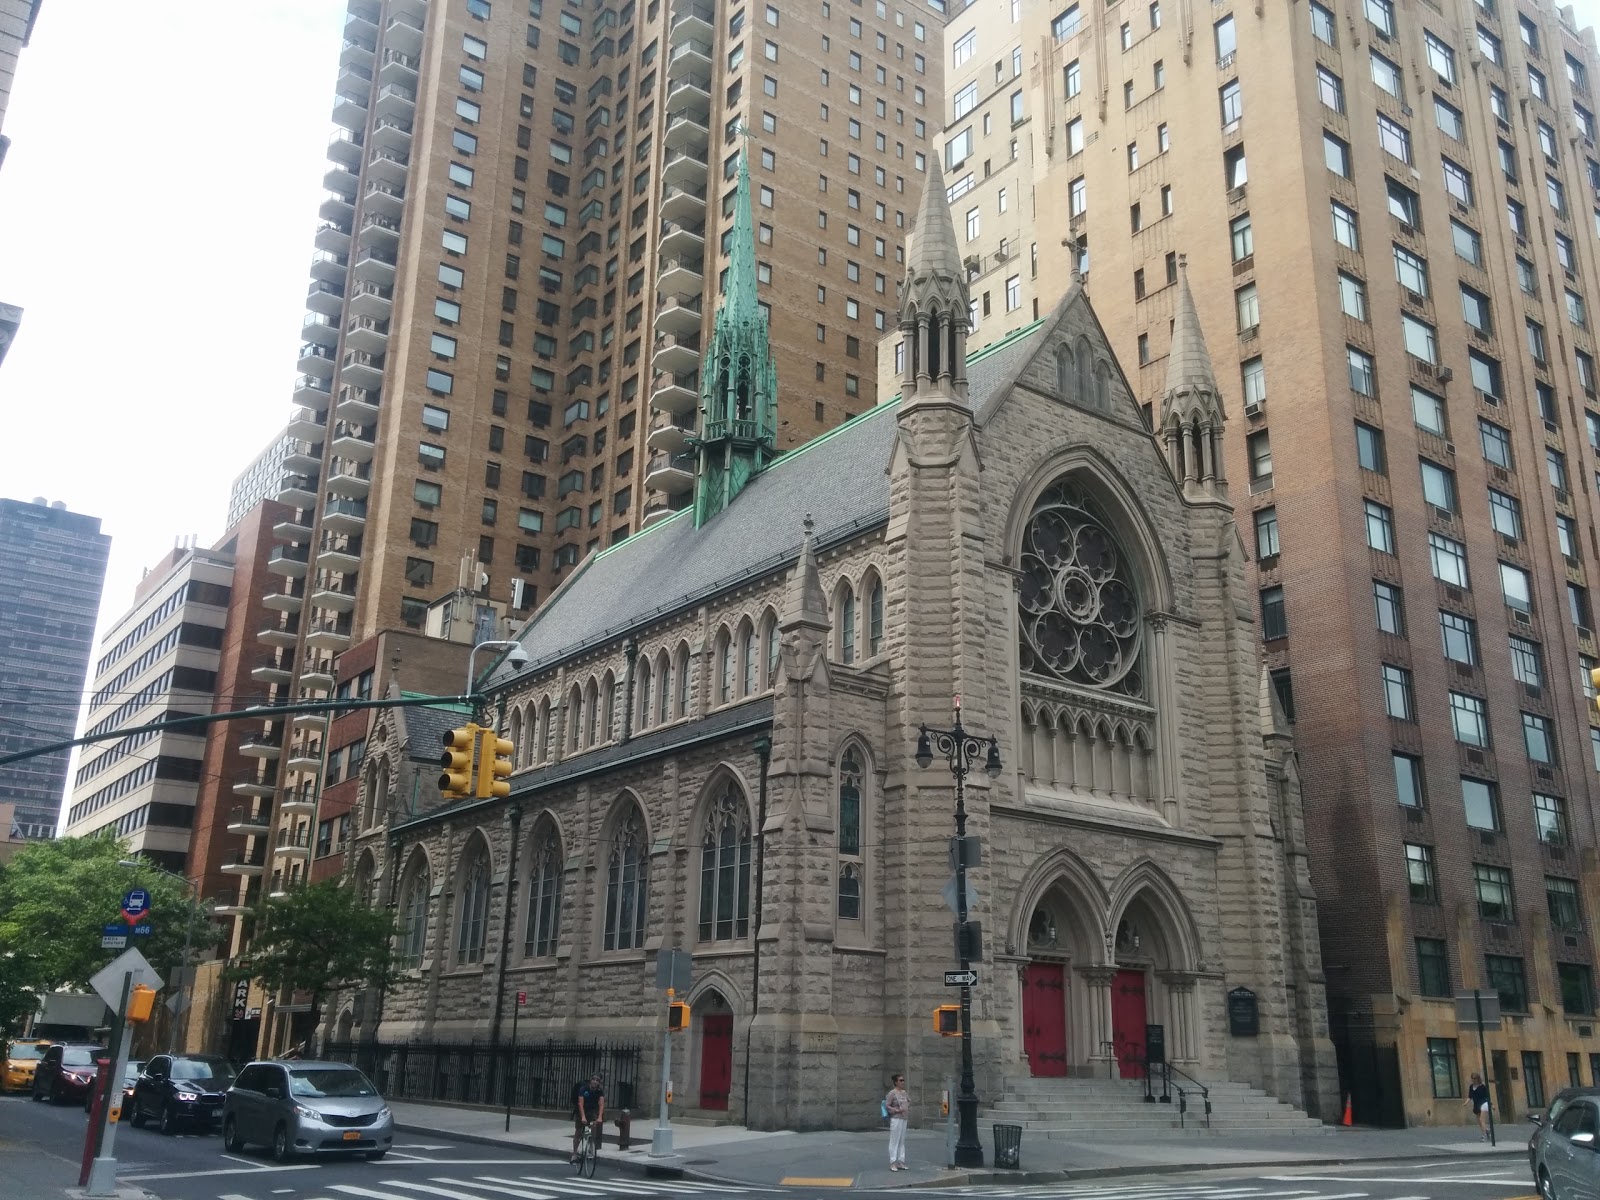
[1342,1094,1353,1126]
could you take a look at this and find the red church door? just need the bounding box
[1021,963,1068,1077]
[699,1013,733,1110]
[1111,969,1148,1080]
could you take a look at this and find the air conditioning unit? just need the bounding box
[1444,441,1457,455]
[1437,367,1453,383]
[1244,399,1263,417]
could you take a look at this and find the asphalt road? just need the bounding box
[941,1161,1544,1199]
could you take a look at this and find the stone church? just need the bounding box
[335,149,1340,1130]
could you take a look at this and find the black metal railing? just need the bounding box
[322,1038,642,1113]
[1153,1061,1211,1128]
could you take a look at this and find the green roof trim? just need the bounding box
[399,690,474,715]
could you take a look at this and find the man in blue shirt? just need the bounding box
[572,1074,605,1163]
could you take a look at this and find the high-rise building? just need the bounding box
[227,433,293,530]
[254,0,950,903]
[0,497,109,839]
[902,0,1600,1124]
[0,0,43,364]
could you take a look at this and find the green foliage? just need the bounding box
[229,879,401,1027]
[0,837,217,1024]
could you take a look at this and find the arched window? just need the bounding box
[601,671,617,742]
[604,805,650,951]
[839,586,857,663]
[636,657,652,732]
[456,841,491,966]
[584,678,600,746]
[837,748,864,920]
[524,821,563,958]
[352,852,376,907]
[537,697,552,762]
[567,685,583,752]
[867,577,884,656]
[675,645,691,717]
[1056,346,1072,398]
[509,709,524,767]
[740,621,757,697]
[698,782,752,941]
[656,650,672,724]
[717,630,734,705]
[1017,480,1144,698]
[762,612,780,687]
[398,854,430,968]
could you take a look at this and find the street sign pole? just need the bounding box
[1476,989,1496,1148]
[505,990,524,1133]
[84,971,134,1196]
[653,987,675,1157]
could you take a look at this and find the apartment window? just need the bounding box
[1254,507,1279,558]
[439,263,464,288]
[1440,611,1478,665]
[1388,178,1421,228]
[1220,80,1242,127]
[1550,447,1571,492]
[1412,387,1446,436]
[1460,286,1492,336]
[952,28,975,66]
[1420,460,1457,512]
[1500,561,1532,611]
[413,480,442,508]
[1528,320,1549,365]
[1348,346,1376,397]
[1475,864,1515,923]
[1247,429,1272,480]
[1547,877,1584,935]
[1450,692,1489,748]
[1065,58,1081,98]
[1425,32,1456,85]
[1533,792,1570,847]
[1429,533,1468,587]
[1230,214,1253,262]
[1069,178,1086,217]
[1488,490,1522,540]
[1562,965,1596,1017]
[1005,275,1021,311]
[1260,586,1287,640]
[1383,663,1415,720]
[1402,314,1437,364]
[1417,939,1451,997]
[1573,583,1593,629]
[1310,1,1335,45]
[1560,515,1580,562]
[1393,752,1425,810]
[1569,291,1589,330]
[1241,358,1266,410]
[1470,350,1502,401]
[1524,712,1555,764]
[1366,501,1396,554]
[1338,273,1367,321]
[1224,146,1248,189]
[1392,245,1428,298]
[1508,636,1543,688]
[1331,201,1359,250]
[1066,117,1084,156]
[1405,842,1436,901]
[1434,95,1464,141]
[1371,53,1403,99]
[1214,14,1236,61]
[1236,283,1259,331]
[1375,580,1406,635]
[1365,0,1394,37]
[1442,158,1472,205]
[1324,133,1351,178]
[1486,954,1528,1013]
[1355,422,1386,473]
[1478,25,1502,65]
[421,404,450,432]
[1377,114,1411,163]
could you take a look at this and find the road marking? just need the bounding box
[122,1164,319,1181]
[396,1144,456,1151]
[451,1179,562,1200]
[778,1180,853,1188]
[1263,1175,1528,1187]
[220,1154,260,1166]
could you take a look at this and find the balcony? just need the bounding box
[331,82,368,132]
[655,294,704,339]
[339,348,384,389]
[670,1,714,42]
[316,537,362,574]
[384,12,424,55]
[286,405,324,444]
[239,724,283,759]
[301,311,340,348]
[258,609,298,647]
[344,314,388,354]
[280,786,317,814]
[282,439,321,476]
[647,411,698,453]
[662,146,708,189]
[268,872,303,899]
[266,545,309,578]
[275,827,312,859]
[232,767,278,798]
[352,245,397,287]
[302,658,336,691]
[665,72,711,118]
[312,219,352,257]
[327,458,372,498]
[319,188,356,225]
[297,340,337,377]
[367,145,409,187]
[378,46,419,84]
[364,178,406,219]
[292,711,328,735]
[645,451,697,493]
[358,210,401,248]
[669,37,712,71]
[659,219,705,260]
[220,850,267,877]
[293,375,332,414]
[251,653,295,687]
[305,277,347,321]
[374,81,417,121]
[651,369,701,416]
[261,582,305,613]
[286,738,325,772]
[322,156,359,197]
[309,249,348,285]
[370,115,412,154]
[657,253,705,301]
[339,32,375,68]
[330,423,376,463]
[226,805,271,836]
[321,497,367,536]
[659,178,707,225]
[311,576,358,613]
[345,4,378,35]
[269,511,311,543]
[652,332,702,376]
[664,107,709,153]
[277,474,318,509]
[348,281,392,322]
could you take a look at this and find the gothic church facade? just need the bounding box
[336,152,1340,1130]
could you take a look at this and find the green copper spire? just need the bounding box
[694,140,777,527]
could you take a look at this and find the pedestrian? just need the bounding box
[885,1073,910,1171]
[1467,1072,1490,1140]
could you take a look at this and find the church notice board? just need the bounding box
[1227,987,1259,1037]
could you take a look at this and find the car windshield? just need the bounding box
[8,1044,45,1061]
[123,1061,145,1083]
[62,1048,100,1067]
[288,1068,376,1098]
[172,1058,235,1084]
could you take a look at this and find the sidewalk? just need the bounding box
[391,1101,1530,1189]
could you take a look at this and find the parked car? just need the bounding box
[3,1040,49,1094]
[129,1055,234,1133]
[85,1059,145,1113]
[222,1060,392,1163]
[1529,1087,1600,1198]
[30,1044,104,1104]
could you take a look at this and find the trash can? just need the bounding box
[993,1123,1022,1169]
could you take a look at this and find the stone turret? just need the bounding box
[898,154,970,402]
[1160,256,1227,500]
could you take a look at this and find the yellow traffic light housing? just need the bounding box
[933,1005,960,1037]
[439,724,481,799]
[1590,667,1600,720]
[667,1001,691,1032]
[127,985,157,1023]
[476,730,515,799]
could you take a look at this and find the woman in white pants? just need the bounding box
[885,1074,910,1170]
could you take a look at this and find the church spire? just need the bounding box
[693,140,777,527]
[1160,255,1228,498]
[898,154,970,401]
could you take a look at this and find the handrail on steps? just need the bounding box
[1155,1061,1211,1129]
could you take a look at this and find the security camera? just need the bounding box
[505,644,530,669]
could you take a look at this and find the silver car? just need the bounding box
[222,1060,393,1163]
[1530,1089,1600,1199]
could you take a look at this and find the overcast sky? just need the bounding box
[4,0,1600,646]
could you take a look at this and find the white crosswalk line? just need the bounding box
[332,1184,488,1200]
[449,1179,562,1200]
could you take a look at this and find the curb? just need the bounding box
[394,1122,686,1180]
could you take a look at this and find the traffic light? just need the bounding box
[439,724,481,799]
[127,985,157,1023]
[475,729,515,800]
[933,1005,960,1037]
[1590,666,1600,719]
[667,1001,691,1032]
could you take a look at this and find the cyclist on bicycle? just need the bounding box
[571,1073,605,1163]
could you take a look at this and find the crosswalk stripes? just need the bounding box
[947,1187,1336,1200]
[294,1173,772,1200]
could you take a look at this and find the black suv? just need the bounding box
[130,1054,237,1134]
[30,1044,104,1104]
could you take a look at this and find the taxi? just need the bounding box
[4,1040,50,1093]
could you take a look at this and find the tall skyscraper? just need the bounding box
[253,0,949,898]
[0,497,109,838]
[227,432,293,530]
[905,0,1600,1123]
[0,0,43,364]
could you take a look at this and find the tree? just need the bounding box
[0,837,216,1029]
[229,879,402,1050]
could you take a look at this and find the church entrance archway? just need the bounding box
[695,989,734,1111]
[1111,970,1147,1078]
[1022,963,1067,1076]
[1020,878,1103,1077]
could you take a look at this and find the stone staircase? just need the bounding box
[983,1075,1331,1138]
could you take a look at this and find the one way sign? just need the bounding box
[943,970,978,987]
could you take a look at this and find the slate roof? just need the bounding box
[396,693,474,763]
[495,320,1046,681]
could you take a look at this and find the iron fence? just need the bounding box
[322,1038,643,1112]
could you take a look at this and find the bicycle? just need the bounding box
[574,1118,600,1177]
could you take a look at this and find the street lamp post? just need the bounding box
[118,859,200,1054]
[915,698,1002,1170]
[466,639,529,708]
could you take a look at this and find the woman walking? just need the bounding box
[1467,1072,1491,1140]
[885,1074,910,1170]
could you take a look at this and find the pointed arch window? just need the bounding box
[698,783,752,941]
[718,632,734,704]
[525,824,563,957]
[636,658,652,731]
[538,699,552,761]
[868,579,884,656]
[604,807,650,950]
[602,675,617,742]
[764,617,780,686]
[676,646,691,716]
[837,748,865,920]
[1017,480,1145,698]
[838,864,862,920]
[509,710,524,768]
[840,587,857,663]
[455,843,491,966]
[353,854,376,907]
[585,680,600,746]
[740,622,757,696]
[657,652,672,724]
[567,686,583,751]
[399,858,429,967]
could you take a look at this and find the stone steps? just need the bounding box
[984,1076,1328,1137]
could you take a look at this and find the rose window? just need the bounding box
[1018,482,1143,697]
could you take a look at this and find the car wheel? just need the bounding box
[271,1123,293,1164]
[158,1102,177,1136]
[365,1150,387,1161]
[129,1103,146,1129]
[1540,1167,1558,1200]
[222,1116,243,1153]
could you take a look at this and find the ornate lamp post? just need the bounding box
[915,698,1001,1169]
